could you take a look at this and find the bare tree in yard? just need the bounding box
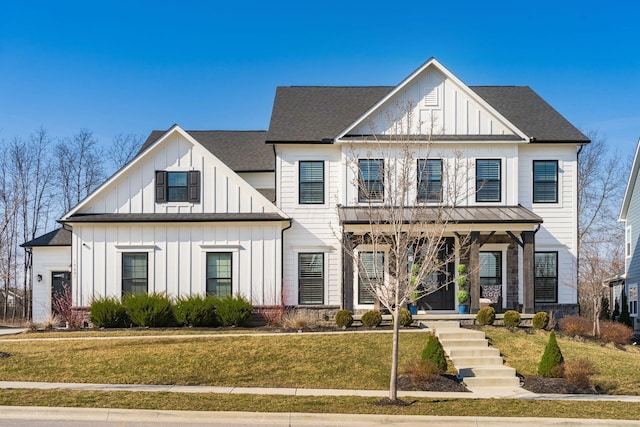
[0,146,21,320]
[578,131,628,335]
[107,133,144,171]
[56,129,106,213]
[344,104,469,401]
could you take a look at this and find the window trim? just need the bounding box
[417,158,443,203]
[358,159,385,203]
[534,251,558,304]
[533,160,559,204]
[206,252,233,298]
[298,161,325,205]
[298,252,325,305]
[475,159,502,203]
[121,252,149,296]
[200,246,239,298]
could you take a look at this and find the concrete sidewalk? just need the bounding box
[2,380,640,402]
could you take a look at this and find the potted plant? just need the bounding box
[408,264,420,315]
[457,264,469,314]
[409,290,420,315]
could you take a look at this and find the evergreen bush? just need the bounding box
[335,309,353,328]
[599,296,610,321]
[124,293,174,327]
[174,295,218,327]
[619,291,633,328]
[503,310,521,329]
[89,296,128,328]
[361,310,382,327]
[476,306,496,325]
[421,332,448,373]
[538,330,564,377]
[214,295,253,327]
[532,311,550,329]
[398,308,413,327]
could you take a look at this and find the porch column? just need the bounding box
[469,231,480,314]
[342,233,354,311]
[522,231,535,314]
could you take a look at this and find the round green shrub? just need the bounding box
[123,293,174,327]
[398,308,413,327]
[421,332,448,373]
[538,330,564,377]
[89,296,128,328]
[503,310,521,329]
[457,264,467,274]
[214,295,253,327]
[532,311,550,329]
[335,310,354,328]
[476,306,496,326]
[174,295,218,327]
[456,290,469,304]
[361,310,382,328]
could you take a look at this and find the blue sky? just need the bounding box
[1,1,639,153]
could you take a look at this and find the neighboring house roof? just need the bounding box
[61,213,289,223]
[141,130,274,172]
[21,228,72,248]
[338,206,543,224]
[266,86,589,144]
[619,138,640,221]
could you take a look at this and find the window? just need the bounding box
[358,159,384,202]
[629,284,638,317]
[298,253,324,304]
[535,252,558,303]
[299,161,324,204]
[358,251,384,304]
[155,170,200,203]
[479,252,502,286]
[417,159,442,202]
[533,160,558,203]
[122,253,148,296]
[476,159,501,202]
[206,253,232,297]
[626,226,632,258]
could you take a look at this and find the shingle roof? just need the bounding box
[61,213,289,223]
[21,228,72,247]
[266,86,394,142]
[470,86,589,143]
[141,130,274,172]
[266,86,589,144]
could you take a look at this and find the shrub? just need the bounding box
[503,310,521,329]
[538,330,564,377]
[398,308,413,327]
[532,311,550,329]
[402,359,441,384]
[361,310,382,327]
[124,293,174,327]
[52,283,85,328]
[599,320,634,345]
[456,290,469,304]
[558,315,591,337]
[619,291,633,328]
[476,306,496,325]
[335,310,353,328]
[421,332,448,372]
[564,358,598,389]
[214,295,253,327]
[89,296,128,328]
[174,295,218,327]
[280,309,316,330]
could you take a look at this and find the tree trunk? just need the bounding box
[388,305,400,400]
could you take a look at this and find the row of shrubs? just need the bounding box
[475,307,550,329]
[558,315,634,345]
[334,308,413,328]
[89,293,253,328]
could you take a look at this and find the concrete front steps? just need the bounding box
[427,321,520,388]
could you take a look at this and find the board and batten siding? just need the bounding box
[276,145,342,306]
[31,246,72,323]
[518,144,578,304]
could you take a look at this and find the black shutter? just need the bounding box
[155,171,167,203]
[188,170,200,203]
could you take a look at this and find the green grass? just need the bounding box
[481,326,640,395]
[0,390,638,419]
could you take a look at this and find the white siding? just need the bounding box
[31,246,72,323]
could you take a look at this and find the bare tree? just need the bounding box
[55,129,105,213]
[107,133,144,171]
[343,104,470,401]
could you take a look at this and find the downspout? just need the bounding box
[576,143,585,313]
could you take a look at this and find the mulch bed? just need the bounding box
[398,373,470,392]
[522,376,602,394]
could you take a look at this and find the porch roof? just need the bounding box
[60,213,290,224]
[338,205,542,225]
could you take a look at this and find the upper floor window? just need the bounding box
[299,161,324,204]
[155,170,200,203]
[626,226,632,258]
[122,253,148,296]
[476,159,501,202]
[533,160,558,203]
[359,159,384,202]
[417,159,442,202]
[534,251,558,303]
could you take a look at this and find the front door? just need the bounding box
[416,238,455,310]
[51,271,71,316]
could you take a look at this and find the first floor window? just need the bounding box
[358,159,384,202]
[298,253,324,305]
[417,159,442,202]
[476,159,501,202]
[206,253,232,297]
[535,252,558,303]
[299,161,325,204]
[629,284,638,317]
[358,251,384,304]
[122,253,148,296]
[479,252,502,286]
